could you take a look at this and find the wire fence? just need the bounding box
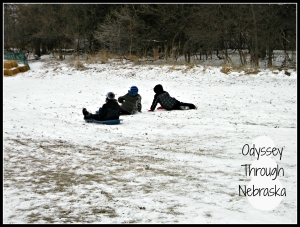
[4,51,30,69]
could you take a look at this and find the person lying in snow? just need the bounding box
[148,84,197,112]
[82,92,120,121]
[118,86,142,115]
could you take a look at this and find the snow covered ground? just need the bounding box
[3,55,297,223]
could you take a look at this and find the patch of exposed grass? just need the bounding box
[182,64,195,73]
[205,212,212,218]
[92,206,117,218]
[221,64,232,74]
[68,60,87,70]
[97,51,115,64]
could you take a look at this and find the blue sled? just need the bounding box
[84,118,123,125]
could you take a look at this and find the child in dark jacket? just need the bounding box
[82,92,120,121]
[118,86,142,115]
[148,84,197,111]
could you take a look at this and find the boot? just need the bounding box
[179,106,189,110]
[82,108,91,118]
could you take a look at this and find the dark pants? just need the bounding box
[84,112,102,121]
[173,101,196,110]
[84,109,119,121]
[120,106,131,115]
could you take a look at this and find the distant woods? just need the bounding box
[4,4,296,67]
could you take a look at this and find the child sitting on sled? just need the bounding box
[118,86,142,115]
[148,84,197,112]
[82,92,120,121]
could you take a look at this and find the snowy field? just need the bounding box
[3,55,297,224]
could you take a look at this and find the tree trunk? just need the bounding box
[34,39,41,57]
[41,42,47,54]
[267,48,273,68]
[251,5,259,67]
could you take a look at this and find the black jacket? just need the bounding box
[150,91,179,111]
[93,99,120,121]
[118,93,142,114]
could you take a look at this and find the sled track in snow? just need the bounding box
[4,134,245,223]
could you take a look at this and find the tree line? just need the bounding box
[4,4,296,67]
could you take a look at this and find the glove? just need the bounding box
[157,106,164,110]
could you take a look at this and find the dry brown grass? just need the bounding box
[4,68,19,76]
[18,65,29,72]
[4,60,18,69]
[98,51,115,64]
[168,65,181,72]
[69,60,87,70]
[182,64,195,73]
[4,69,14,76]
[84,53,104,64]
[221,64,232,74]
[12,67,20,74]
[221,63,261,75]
[153,48,159,60]
[3,60,28,76]
[84,55,98,64]
[68,51,116,66]
[244,67,259,74]
[127,54,140,62]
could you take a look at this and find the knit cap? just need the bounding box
[106,92,115,100]
[153,84,164,94]
[128,86,138,96]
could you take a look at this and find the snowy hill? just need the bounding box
[3,55,297,224]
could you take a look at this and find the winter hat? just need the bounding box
[128,86,138,97]
[106,92,115,100]
[154,84,164,94]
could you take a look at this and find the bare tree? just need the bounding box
[4,3,296,68]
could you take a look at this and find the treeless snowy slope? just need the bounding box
[3,58,297,224]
